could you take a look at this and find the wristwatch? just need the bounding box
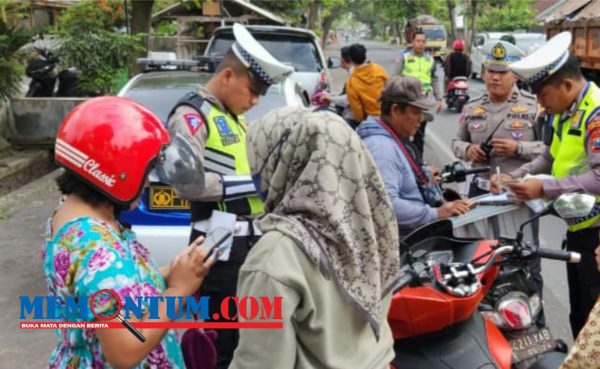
[516,143,524,157]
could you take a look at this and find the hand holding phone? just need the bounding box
[195,227,233,261]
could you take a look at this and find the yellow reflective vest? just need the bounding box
[550,83,600,231]
[401,52,435,93]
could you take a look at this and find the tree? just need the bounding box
[0,20,30,99]
[131,0,154,37]
[55,0,143,95]
[468,0,478,50]
[477,0,537,31]
[320,0,346,46]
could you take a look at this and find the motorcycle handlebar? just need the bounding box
[536,248,581,263]
[461,166,490,176]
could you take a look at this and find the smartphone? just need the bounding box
[198,227,233,260]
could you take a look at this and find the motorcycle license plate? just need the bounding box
[510,327,555,363]
[454,90,465,95]
[149,185,191,211]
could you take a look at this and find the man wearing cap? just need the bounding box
[491,32,600,337]
[453,41,544,197]
[395,31,443,153]
[357,76,472,238]
[167,23,292,367]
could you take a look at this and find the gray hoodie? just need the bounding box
[357,116,437,234]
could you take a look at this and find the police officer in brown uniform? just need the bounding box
[452,40,546,304]
[452,41,545,197]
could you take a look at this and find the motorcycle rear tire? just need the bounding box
[26,81,43,97]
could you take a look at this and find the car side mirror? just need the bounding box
[553,193,596,219]
[328,56,341,69]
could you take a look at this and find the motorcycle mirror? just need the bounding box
[552,193,596,219]
[328,57,341,69]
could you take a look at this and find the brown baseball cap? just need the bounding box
[380,76,436,111]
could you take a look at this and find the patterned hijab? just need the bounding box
[248,106,400,338]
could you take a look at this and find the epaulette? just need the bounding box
[519,88,536,100]
[465,93,486,107]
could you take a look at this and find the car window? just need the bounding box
[514,35,546,54]
[422,27,445,41]
[207,33,323,72]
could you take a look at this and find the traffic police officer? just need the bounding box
[395,31,443,153]
[453,40,544,197]
[492,32,600,338]
[167,23,293,368]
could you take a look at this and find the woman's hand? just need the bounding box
[166,236,217,296]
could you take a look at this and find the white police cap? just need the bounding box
[482,40,525,72]
[509,32,572,85]
[231,23,293,88]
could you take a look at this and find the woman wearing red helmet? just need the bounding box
[43,96,215,369]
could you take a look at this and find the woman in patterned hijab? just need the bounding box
[229,106,400,369]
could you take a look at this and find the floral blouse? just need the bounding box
[42,216,184,369]
[560,297,600,369]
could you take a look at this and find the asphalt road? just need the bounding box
[0,38,574,368]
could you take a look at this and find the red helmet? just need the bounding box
[55,96,170,204]
[453,39,465,51]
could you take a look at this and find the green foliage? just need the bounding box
[0,20,31,99]
[153,21,178,36]
[55,0,143,94]
[477,0,537,31]
[252,0,308,25]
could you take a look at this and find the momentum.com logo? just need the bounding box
[20,289,283,335]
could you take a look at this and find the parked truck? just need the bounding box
[405,15,447,62]
[544,0,600,84]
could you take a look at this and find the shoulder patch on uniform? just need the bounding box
[587,114,600,131]
[184,113,204,135]
[590,133,600,152]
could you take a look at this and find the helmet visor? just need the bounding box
[154,132,205,190]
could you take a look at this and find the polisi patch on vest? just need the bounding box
[213,116,241,146]
[214,116,233,135]
[184,113,204,135]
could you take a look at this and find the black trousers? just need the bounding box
[565,227,600,338]
[412,121,428,154]
[190,228,260,369]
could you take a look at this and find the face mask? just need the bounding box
[251,129,292,203]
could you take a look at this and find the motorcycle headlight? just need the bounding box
[497,292,533,330]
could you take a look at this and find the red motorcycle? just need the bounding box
[445,76,469,113]
[389,193,592,369]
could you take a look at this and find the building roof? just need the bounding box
[152,0,286,26]
[543,0,592,22]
